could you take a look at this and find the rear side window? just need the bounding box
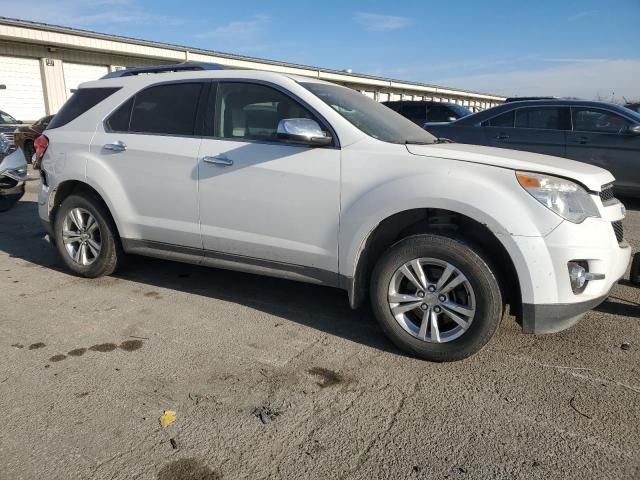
[106,98,133,132]
[129,83,203,136]
[515,107,563,130]
[49,88,120,129]
[482,110,515,127]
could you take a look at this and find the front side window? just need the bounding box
[128,83,203,136]
[482,110,515,127]
[301,82,435,144]
[572,108,631,134]
[214,82,321,141]
[515,107,563,130]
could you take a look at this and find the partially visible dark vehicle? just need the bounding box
[625,103,640,114]
[14,114,53,165]
[504,96,558,102]
[426,100,640,197]
[383,100,472,126]
[0,109,23,147]
[0,133,28,211]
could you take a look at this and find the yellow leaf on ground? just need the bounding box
[159,410,176,428]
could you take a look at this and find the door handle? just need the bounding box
[103,141,126,152]
[202,156,233,166]
[573,137,589,145]
[495,133,509,140]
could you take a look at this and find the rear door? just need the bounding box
[90,81,206,248]
[484,106,568,156]
[567,107,640,193]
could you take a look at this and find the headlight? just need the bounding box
[516,172,600,223]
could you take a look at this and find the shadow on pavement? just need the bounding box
[0,200,399,355]
[596,295,640,318]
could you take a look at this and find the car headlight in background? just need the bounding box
[516,171,600,223]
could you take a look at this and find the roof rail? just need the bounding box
[101,62,225,79]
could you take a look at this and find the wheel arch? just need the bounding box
[346,207,525,322]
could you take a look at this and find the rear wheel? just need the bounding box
[631,252,640,285]
[370,234,503,362]
[54,194,125,277]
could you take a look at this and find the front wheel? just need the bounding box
[370,234,503,362]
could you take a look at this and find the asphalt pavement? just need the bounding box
[0,176,638,479]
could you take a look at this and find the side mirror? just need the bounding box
[277,118,332,146]
[447,116,457,122]
[626,124,640,135]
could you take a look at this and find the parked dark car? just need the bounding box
[426,100,640,197]
[383,100,472,126]
[625,103,640,114]
[0,109,23,146]
[14,114,53,164]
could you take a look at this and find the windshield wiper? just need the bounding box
[404,140,434,145]
[435,137,455,144]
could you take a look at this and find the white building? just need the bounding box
[0,17,505,121]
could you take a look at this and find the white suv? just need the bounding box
[37,64,631,361]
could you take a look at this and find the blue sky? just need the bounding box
[4,0,640,99]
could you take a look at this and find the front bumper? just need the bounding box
[513,200,631,334]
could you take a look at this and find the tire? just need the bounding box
[370,234,503,362]
[631,252,640,286]
[23,141,35,166]
[54,194,125,278]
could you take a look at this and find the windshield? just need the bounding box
[0,110,18,124]
[448,104,472,118]
[301,82,436,144]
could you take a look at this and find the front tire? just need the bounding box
[54,194,124,278]
[370,234,503,362]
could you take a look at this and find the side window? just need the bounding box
[515,107,563,130]
[572,108,631,134]
[482,110,515,127]
[399,104,426,123]
[106,98,133,132]
[128,83,203,136]
[214,82,322,141]
[48,88,120,129]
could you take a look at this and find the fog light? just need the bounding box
[568,261,588,293]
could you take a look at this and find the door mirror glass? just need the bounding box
[277,118,332,146]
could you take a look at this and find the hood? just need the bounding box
[406,143,614,191]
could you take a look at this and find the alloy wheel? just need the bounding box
[62,208,102,266]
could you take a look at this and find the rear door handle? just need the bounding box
[202,156,233,166]
[103,141,126,152]
[495,133,509,140]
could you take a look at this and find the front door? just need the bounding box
[90,81,206,248]
[197,81,341,274]
[566,107,640,194]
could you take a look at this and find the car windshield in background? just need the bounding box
[0,111,17,124]
[301,82,436,144]
[448,104,472,118]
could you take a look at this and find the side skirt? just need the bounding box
[122,238,342,288]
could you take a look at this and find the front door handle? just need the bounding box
[495,133,509,140]
[202,156,233,166]
[103,141,126,152]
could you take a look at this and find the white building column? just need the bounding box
[39,56,66,115]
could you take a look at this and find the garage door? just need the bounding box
[63,63,109,99]
[0,56,46,122]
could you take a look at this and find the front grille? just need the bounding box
[612,221,624,243]
[599,184,615,203]
[1,132,15,145]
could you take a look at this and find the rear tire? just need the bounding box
[370,234,503,362]
[631,252,640,286]
[54,194,125,278]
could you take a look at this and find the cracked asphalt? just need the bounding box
[0,175,639,479]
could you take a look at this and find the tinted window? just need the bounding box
[107,98,134,132]
[399,104,426,123]
[572,108,631,134]
[427,105,459,122]
[215,82,320,141]
[302,82,436,144]
[515,107,563,130]
[49,88,120,129]
[483,110,515,127]
[129,83,203,136]
[0,110,18,124]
